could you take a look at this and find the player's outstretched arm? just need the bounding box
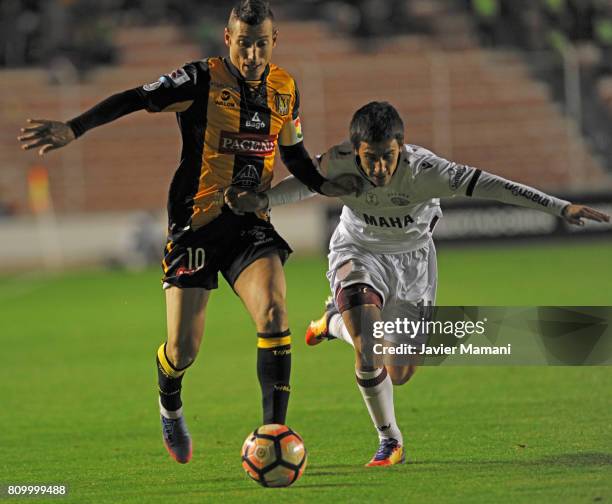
[18,63,203,157]
[416,156,610,225]
[224,175,315,214]
[278,143,361,197]
[18,88,147,156]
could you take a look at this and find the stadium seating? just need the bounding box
[1,20,609,215]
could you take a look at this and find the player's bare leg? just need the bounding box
[157,287,210,464]
[234,253,291,425]
[386,365,417,386]
[338,291,405,467]
[307,300,418,386]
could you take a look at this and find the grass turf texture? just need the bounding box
[1,241,611,503]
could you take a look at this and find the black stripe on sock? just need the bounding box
[356,366,388,388]
[257,329,291,338]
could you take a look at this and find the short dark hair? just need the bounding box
[349,101,404,149]
[228,0,275,28]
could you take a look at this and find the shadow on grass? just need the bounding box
[409,452,612,468]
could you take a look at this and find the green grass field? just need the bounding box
[1,242,611,503]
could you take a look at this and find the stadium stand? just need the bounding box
[1,1,610,216]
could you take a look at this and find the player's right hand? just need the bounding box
[18,119,76,156]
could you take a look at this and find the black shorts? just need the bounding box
[161,207,292,290]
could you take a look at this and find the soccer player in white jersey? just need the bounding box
[225,101,610,467]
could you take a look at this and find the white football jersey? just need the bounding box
[268,141,570,254]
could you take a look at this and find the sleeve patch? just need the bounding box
[294,117,303,141]
[143,80,162,92]
[165,68,191,87]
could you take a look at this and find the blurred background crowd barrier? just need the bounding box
[1,0,611,270]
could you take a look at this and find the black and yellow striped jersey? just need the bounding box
[137,57,303,230]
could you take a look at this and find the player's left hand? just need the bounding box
[224,186,269,214]
[562,204,610,226]
[320,174,364,197]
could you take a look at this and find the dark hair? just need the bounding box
[229,0,275,27]
[349,101,404,149]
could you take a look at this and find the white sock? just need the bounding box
[356,367,402,444]
[329,314,355,347]
[159,397,183,419]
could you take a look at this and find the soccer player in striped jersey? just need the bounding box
[225,101,610,467]
[18,0,359,464]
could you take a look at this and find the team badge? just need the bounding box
[274,93,291,116]
[365,191,379,206]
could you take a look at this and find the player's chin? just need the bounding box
[372,178,388,187]
[242,66,263,80]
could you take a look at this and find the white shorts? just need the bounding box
[327,235,437,343]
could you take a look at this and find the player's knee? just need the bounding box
[257,300,287,333]
[336,283,383,313]
[388,365,417,385]
[165,340,198,369]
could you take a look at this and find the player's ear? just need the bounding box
[224,26,231,48]
[272,28,278,47]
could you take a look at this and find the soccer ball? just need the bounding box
[241,424,307,487]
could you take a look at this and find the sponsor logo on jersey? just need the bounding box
[232,164,261,188]
[365,191,379,206]
[219,131,277,156]
[143,80,162,92]
[389,193,411,206]
[363,213,415,228]
[215,89,236,108]
[246,112,266,130]
[242,226,273,246]
[274,93,291,116]
[449,165,467,190]
[504,182,551,207]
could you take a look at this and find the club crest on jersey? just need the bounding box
[274,93,291,116]
[219,131,277,156]
[246,112,266,130]
[232,164,261,188]
[365,191,379,206]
